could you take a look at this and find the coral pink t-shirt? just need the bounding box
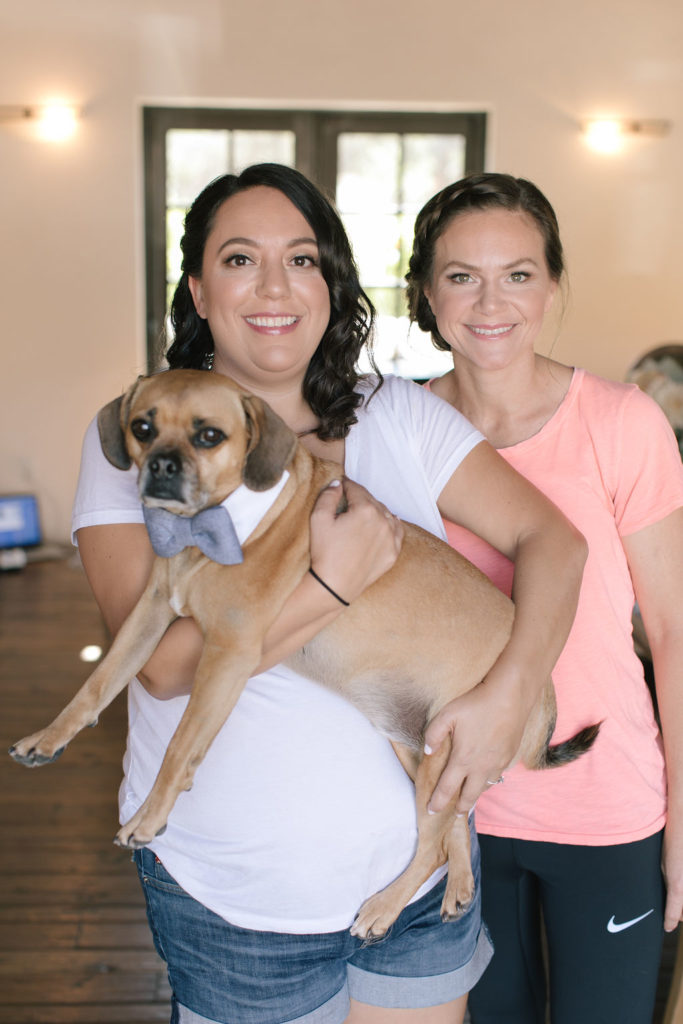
[432,369,683,845]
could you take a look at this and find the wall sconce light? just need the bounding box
[582,117,671,154]
[0,103,80,141]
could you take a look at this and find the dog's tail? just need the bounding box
[534,721,602,769]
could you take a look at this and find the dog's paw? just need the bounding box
[113,833,149,851]
[8,735,66,767]
[350,895,400,943]
[440,872,475,922]
[440,902,473,923]
[114,819,167,850]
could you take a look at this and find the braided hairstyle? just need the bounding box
[406,173,564,351]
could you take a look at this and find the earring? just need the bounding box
[202,351,214,371]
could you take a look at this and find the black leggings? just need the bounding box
[468,831,665,1024]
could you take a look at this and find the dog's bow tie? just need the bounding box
[143,506,244,565]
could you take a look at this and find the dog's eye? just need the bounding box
[193,427,226,448]
[130,419,154,443]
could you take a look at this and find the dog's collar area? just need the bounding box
[220,471,290,545]
[142,471,290,562]
[143,505,243,565]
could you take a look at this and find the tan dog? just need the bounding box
[10,369,598,940]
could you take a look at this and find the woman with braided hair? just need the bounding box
[407,171,683,1023]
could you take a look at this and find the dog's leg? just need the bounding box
[9,579,175,767]
[350,736,472,941]
[438,815,474,922]
[115,637,261,849]
[388,740,419,781]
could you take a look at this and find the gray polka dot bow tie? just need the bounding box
[143,505,243,565]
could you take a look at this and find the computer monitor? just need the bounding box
[0,494,42,549]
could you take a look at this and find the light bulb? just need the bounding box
[36,104,79,142]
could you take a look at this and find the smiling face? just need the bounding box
[424,207,558,373]
[188,186,331,394]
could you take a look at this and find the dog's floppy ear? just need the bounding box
[97,377,144,470]
[241,394,297,491]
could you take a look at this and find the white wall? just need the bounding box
[1,0,682,540]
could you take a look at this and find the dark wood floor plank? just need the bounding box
[4,976,169,1004]
[1,949,167,975]
[0,921,153,950]
[0,1006,170,1023]
[0,905,150,925]
[0,874,144,905]
[0,843,133,874]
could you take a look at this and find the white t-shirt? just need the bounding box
[72,374,483,932]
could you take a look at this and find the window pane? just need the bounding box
[402,134,466,209]
[232,130,295,172]
[166,130,231,206]
[167,128,295,206]
[359,316,452,381]
[365,286,405,319]
[337,133,401,212]
[167,207,186,286]
[344,213,402,288]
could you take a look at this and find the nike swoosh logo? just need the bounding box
[607,909,655,933]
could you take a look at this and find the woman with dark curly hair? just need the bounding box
[71,164,586,1024]
[166,163,377,440]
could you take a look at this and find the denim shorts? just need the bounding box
[134,828,492,1024]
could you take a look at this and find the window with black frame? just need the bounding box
[143,107,486,379]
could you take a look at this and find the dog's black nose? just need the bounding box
[149,452,182,479]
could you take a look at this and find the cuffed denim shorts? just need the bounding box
[134,828,492,1024]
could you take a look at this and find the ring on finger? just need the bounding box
[485,775,505,786]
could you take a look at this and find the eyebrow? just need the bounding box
[217,235,319,254]
[443,257,541,272]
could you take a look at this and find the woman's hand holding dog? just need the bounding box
[424,662,529,815]
[309,479,404,603]
[257,479,403,673]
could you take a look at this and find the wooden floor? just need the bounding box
[0,557,679,1023]
[1,557,171,1023]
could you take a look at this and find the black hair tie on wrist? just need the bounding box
[308,567,350,607]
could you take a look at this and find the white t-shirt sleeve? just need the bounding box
[374,375,484,497]
[345,376,484,541]
[71,416,143,544]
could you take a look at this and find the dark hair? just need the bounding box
[165,163,378,440]
[406,173,564,352]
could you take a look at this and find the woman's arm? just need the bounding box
[425,441,588,813]
[623,507,683,932]
[260,480,404,670]
[76,522,204,698]
[76,479,403,699]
